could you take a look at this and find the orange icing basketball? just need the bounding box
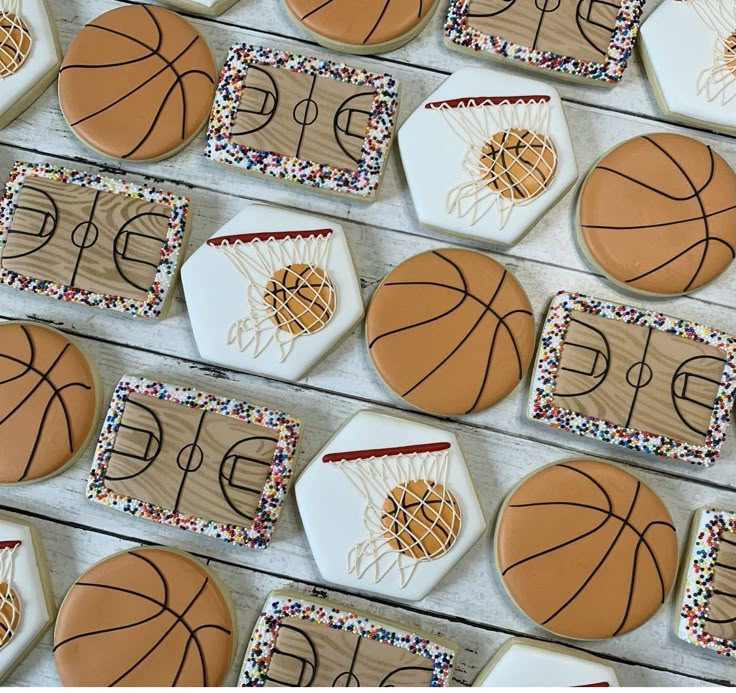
[0,11,31,77]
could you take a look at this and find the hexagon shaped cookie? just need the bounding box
[0,512,55,683]
[296,409,487,601]
[640,1,736,136]
[399,66,578,246]
[182,203,364,382]
[0,0,61,129]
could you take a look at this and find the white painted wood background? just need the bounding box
[2,0,735,686]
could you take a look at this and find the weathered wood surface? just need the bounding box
[1,0,734,686]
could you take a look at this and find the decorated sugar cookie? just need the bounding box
[529,291,736,466]
[182,203,364,381]
[204,45,400,199]
[399,67,577,246]
[158,0,239,16]
[296,410,486,601]
[495,459,678,640]
[0,0,60,129]
[53,547,235,686]
[283,0,440,54]
[444,0,644,85]
[641,1,736,136]
[474,638,620,687]
[87,375,301,549]
[0,162,191,319]
[677,508,736,656]
[0,321,100,485]
[577,134,736,297]
[366,248,535,416]
[58,5,216,162]
[0,513,55,683]
[239,589,456,685]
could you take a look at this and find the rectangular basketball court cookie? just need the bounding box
[0,162,190,319]
[204,45,400,199]
[87,375,301,549]
[529,291,736,466]
[444,0,645,85]
[239,590,456,686]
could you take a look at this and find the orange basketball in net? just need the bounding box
[381,479,461,560]
[724,31,736,77]
[264,263,336,335]
[0,583,20,650]
[0,11,30,77]
[578,133,736,295]
[481,128,557,202]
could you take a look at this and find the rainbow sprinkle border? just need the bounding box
[678,508,736,656]
[529,291,736,466]
[239,590,456,686]
[204,45,400,199]
[87,375,301,549]
[0,162,190,319]
[444,0,645,84]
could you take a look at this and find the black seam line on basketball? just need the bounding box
[593,165,711,203]
[5,184,59,260]
[172,408,206,512]
[623,326,653,429]
[265,623,317,686]
[554,316,611,398]
[105,397,163,481]
[0,505,722,687]
[113,212,171,293]
[365,0,392,45]
[294,74,317,160]
[643,136,714,292]
[671,355,727,439]
[69,189,101,287]
[581,203,736,232]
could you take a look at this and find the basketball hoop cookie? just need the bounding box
[577,134,736,297]
[296,410,486,601]
[529,292,736,466]
[239,589,456,685]
[0,513,55,683]
[495,458,678,640]
[87,375,301,549]
[58,5,217,162]
[473,638,619,686]
[204,45,400,200]
[399,66,577,246]
[0,0,60,130]
[676,507,736,656]
[444,0,644,85]
[181,203,364,381]
[54,547,235,686]
[283,0,441,54]
[0,162,191,319]
[366,248,535,416]
[0,321,101,485]
[641,1,736,136]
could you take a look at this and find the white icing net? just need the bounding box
[0,541,20,650]
[686,0,736,104]
[0,0,32,79]
[327,444,462,589]
[210,231,336,363]
[427,96,557,229]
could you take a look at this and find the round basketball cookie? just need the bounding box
[0,321,100,485]
[283,0,440,54]
[495,459,678,640]
[58,5,217,162]
[53,547,235,686]
[366,248,535,416]
[577,133,736,297]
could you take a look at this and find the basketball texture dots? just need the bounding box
[496,459,678,640]
[58,5,216,161]
[578,133,736,296]
[53,547,234,686]
[366,248,535,416]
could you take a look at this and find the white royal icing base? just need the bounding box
[295,410,487,602]
[0,0,60,128]
[475,638,620,687]
[641,1,736,134]
[181,203,364,382]
[398,66,578,247]
[0,516,53,681]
